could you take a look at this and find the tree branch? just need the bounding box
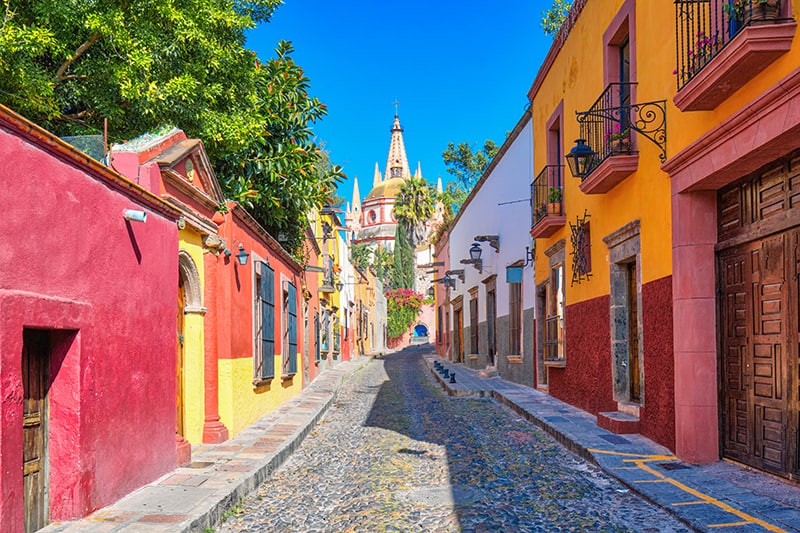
[55,33,101,81]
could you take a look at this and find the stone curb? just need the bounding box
[423,354,800,533]
[39,357,368,533]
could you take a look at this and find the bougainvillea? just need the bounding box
[386,288,424,338]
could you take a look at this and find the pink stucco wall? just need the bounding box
[0,110,179,527]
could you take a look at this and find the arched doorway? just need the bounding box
[177,251,203,465]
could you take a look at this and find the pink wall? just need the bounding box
[0,109,179,527]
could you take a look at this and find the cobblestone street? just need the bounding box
[218,347,691,532]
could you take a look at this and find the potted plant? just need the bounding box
[605,125,631,153]
[725,0,780,34]
[547,187,562,215]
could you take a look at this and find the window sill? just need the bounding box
[530,216,566,239]
[579,154,639,194]
[674,21,796,111]
[467,354,479,361]
[544,359,566,368]
[252,377,273,388]
[281,373,296,382]
[506,355,523,364]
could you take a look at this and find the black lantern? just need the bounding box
[469,242,482,261]
[236,244,249,266]
[336,281,344,291]
[565,138,596,180]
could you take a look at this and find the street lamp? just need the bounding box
[565,138,597,180]
[236,244,249,266]
[469,242,482,261]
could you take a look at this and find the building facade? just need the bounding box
[0,105,181,530]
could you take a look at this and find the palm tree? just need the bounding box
[393,177,436,247]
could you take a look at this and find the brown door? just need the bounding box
[22,329,49,533]
[719,232,796,476]
[454,308,464,363]
[177,277,185,438]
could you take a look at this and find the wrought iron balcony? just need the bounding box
[576,82,666,174]
[530,165,565,239]
[674,0,794,110]
[675,0,786,89]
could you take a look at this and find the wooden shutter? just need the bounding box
[288,282,297,374]
[260,261,275,379]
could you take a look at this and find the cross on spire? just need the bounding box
[393,99,400,116]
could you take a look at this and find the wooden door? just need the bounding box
[454,308,464,363]
[177,277,185,437]
[719,233,795,476]
[487,288,496,365]
[22,329,49,533]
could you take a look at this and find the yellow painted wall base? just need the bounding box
[217,353,303,437]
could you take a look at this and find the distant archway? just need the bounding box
[413,323,429,337]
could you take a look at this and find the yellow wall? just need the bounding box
[217,353,303,436]
[179,229,206,444]
[531,0,676,302]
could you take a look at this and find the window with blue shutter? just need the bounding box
[287,282,297,374]
[260,261,275,379]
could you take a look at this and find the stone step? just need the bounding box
[597,410,640,434]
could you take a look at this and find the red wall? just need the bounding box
[549,296,616,415]
[0,116,178,527]
[640,276,676,451]
[549,278,676,452]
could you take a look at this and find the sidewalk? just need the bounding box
[424,354,800,533]
[40,357,369,533]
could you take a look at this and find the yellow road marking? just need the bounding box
[671,501,709,506]
[633,479,669,483]
[587,449,787,533]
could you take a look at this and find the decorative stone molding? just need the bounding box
[178,250,204,313]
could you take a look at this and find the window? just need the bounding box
[314,312,321,362]
[545,264,565,363]
[255,261,275,380]
[469,293,479,354]
[282,281,297,376]
[509,281,522,355]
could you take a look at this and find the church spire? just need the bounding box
[373,162,382,187]
[384,113,410,180]
[352,177,361,210]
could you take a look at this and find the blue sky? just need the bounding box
[247,1,554,205]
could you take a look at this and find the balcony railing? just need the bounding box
[531,165,564,228]
[675,0,786,90]
[576,83,666,179]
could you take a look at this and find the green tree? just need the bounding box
[350,242,372,272]
[0,0,280,154]
[441,139,498,214]
[393,176,436,247]
[0,1,341,255]
[390,225,414,290]
[216,43,345,253]
[541,0,573,37]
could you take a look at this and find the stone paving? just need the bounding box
[218,346,691,532]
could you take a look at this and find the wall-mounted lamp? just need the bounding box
[336,281,344,291]
[460,243,483,273]
[123,209,147,223]
[474,235,499,253]
[524,246,534,267]
[469,242,482,261]
[236,244,249,266]
[443,275,456,290]
[224,248,232,258]
[565,138,597,180]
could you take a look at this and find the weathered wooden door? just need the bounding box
[177,277,185,438]
[719,232,794,476]
[454,308,464,363]
[22,329,49,533]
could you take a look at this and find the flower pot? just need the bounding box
[744,0,780,25]
[609,138,631,153]
[547,202,562,216]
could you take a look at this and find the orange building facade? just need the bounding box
[529,0,800,480]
